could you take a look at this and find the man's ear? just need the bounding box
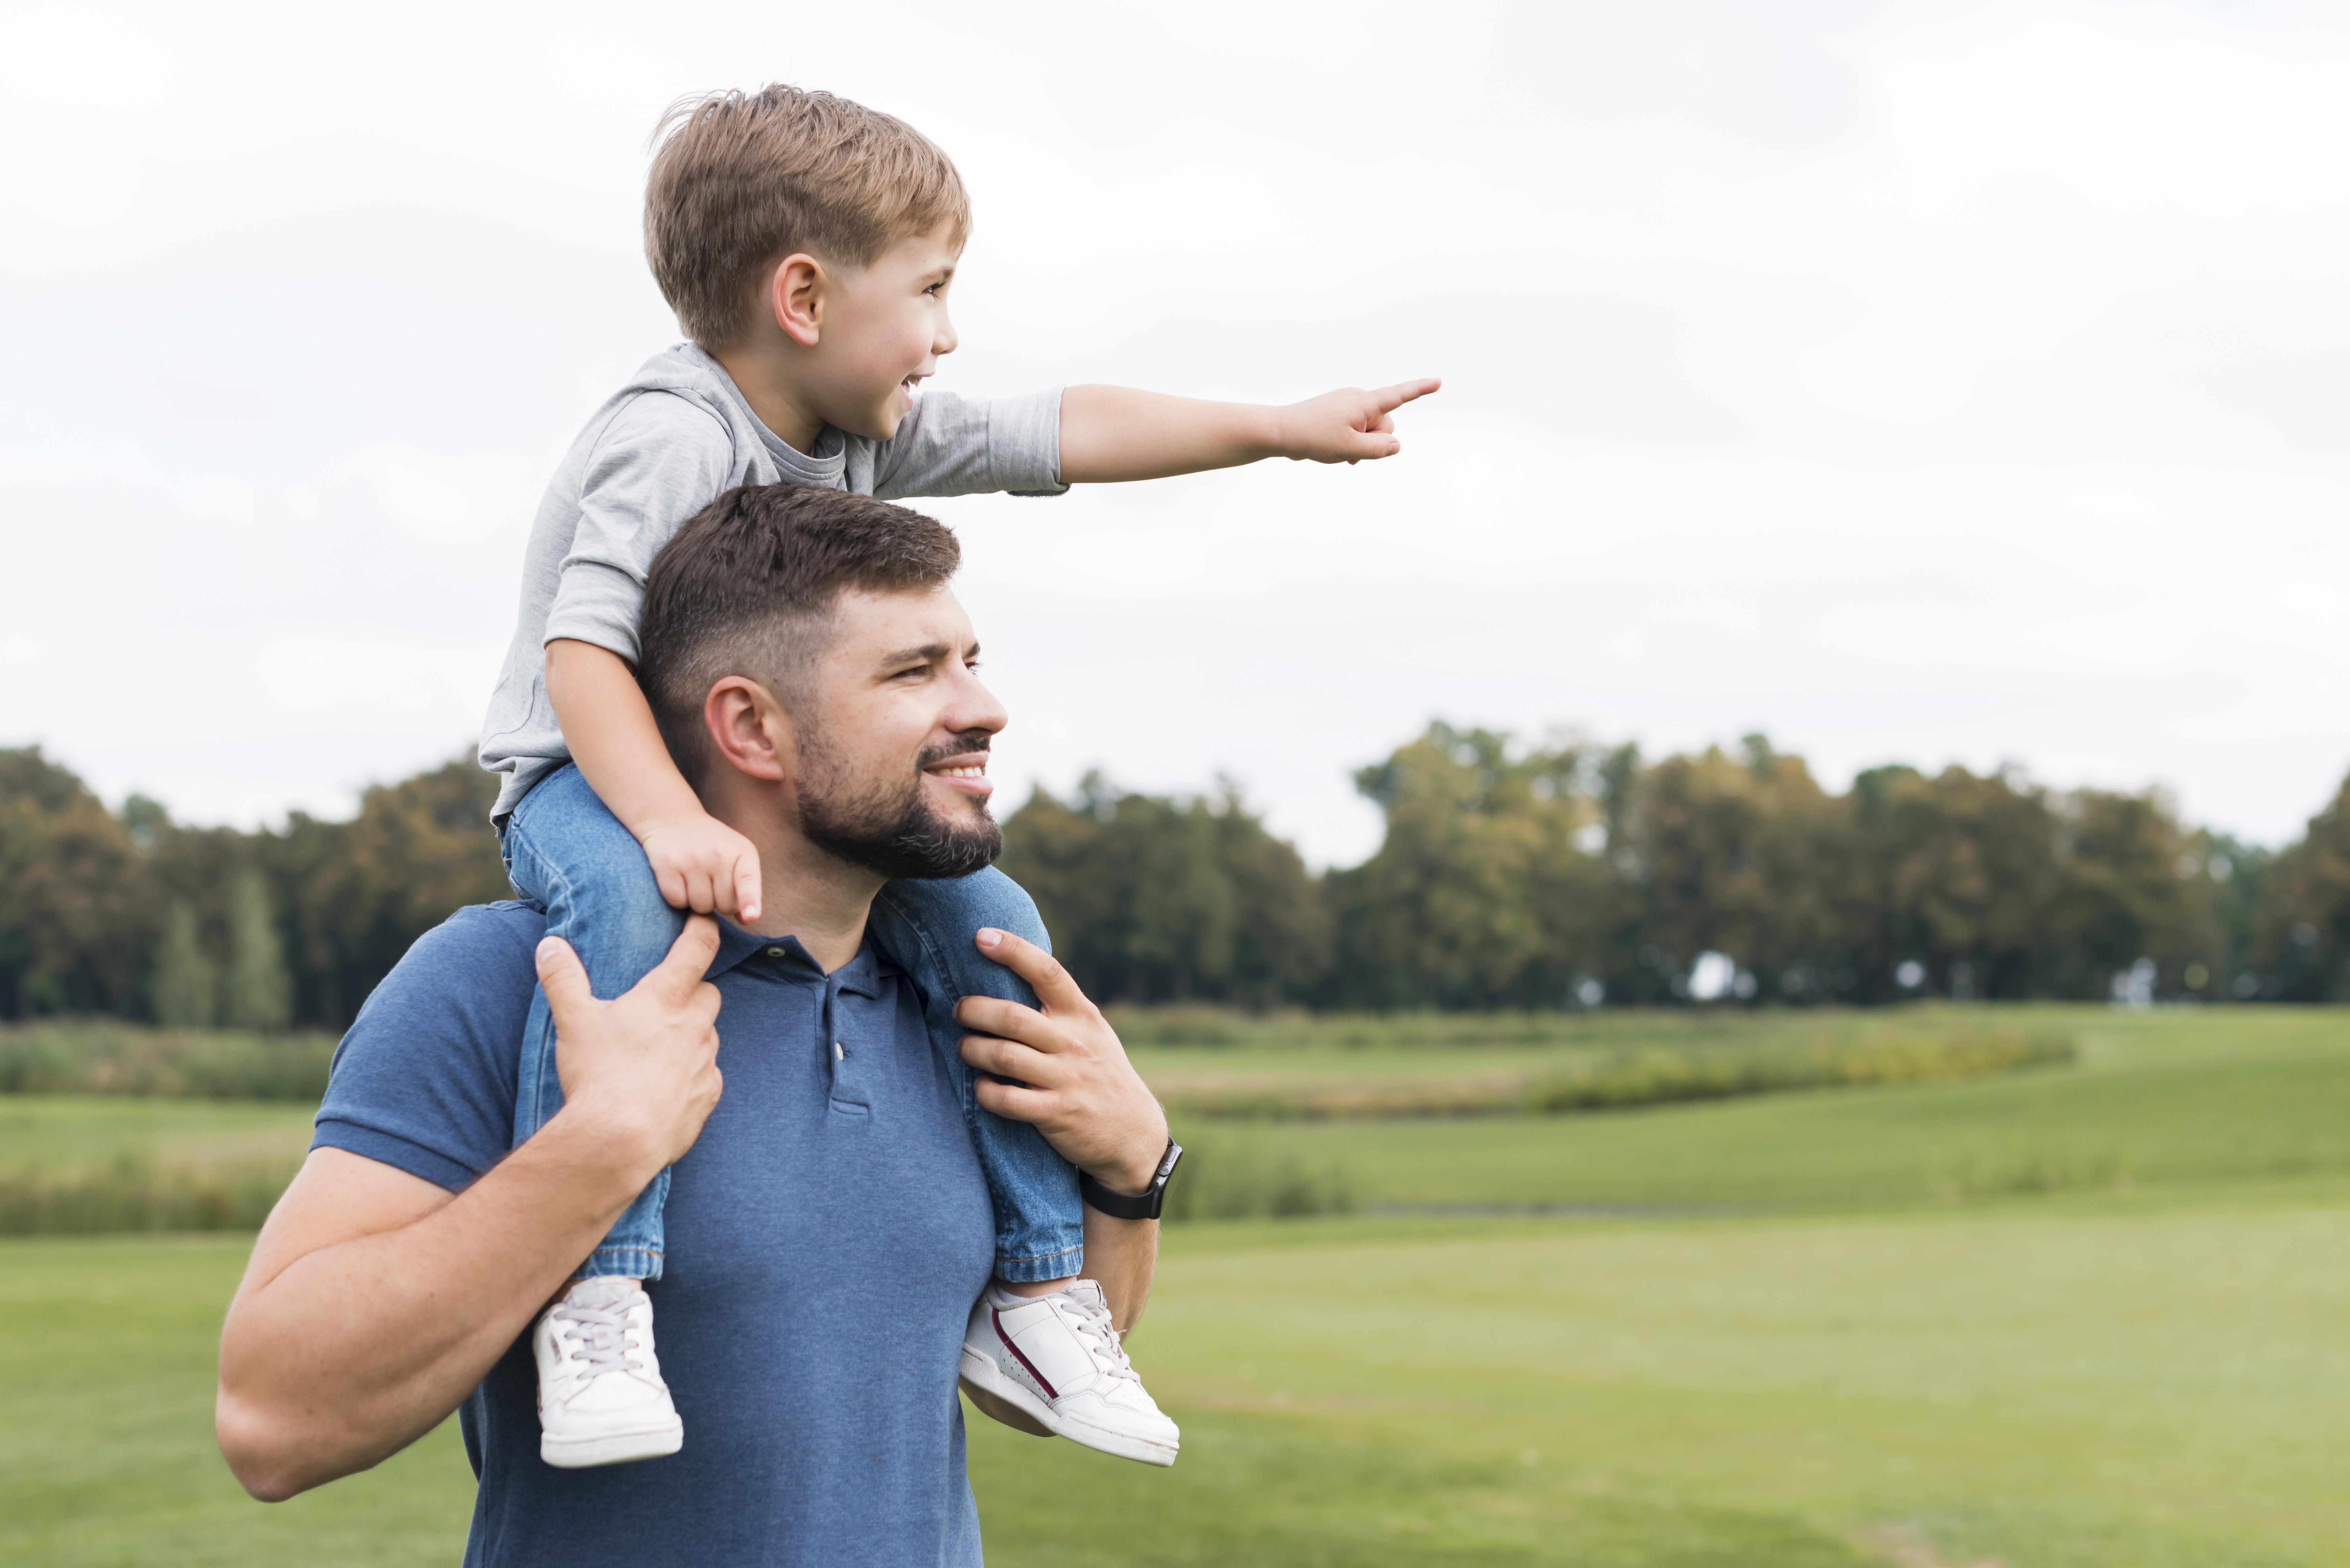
[767,254,824,347]
[704,676,794,783]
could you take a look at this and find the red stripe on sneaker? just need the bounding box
[992,1308,1058,1401]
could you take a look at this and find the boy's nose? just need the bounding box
[934,313,958,356]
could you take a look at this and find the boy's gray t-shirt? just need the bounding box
[480,343,1066,820]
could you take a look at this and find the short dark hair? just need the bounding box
[636,483,962,779]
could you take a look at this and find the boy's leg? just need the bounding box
[868,867,1085,1286]
[501,763,692,1470]
[502,762,689,1283]
[870,868,1181,1466]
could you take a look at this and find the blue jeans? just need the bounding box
[500,764,1084,1284]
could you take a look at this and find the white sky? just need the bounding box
[4,0,2347,867]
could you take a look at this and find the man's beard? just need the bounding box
[796,729,1003,881]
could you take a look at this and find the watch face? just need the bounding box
[1157,1141,1184,1187]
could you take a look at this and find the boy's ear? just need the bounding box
[768,254,824,347]
[704,676,794,785]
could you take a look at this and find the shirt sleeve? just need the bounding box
[543,392,738,663]
[311,903,544,1192]
[870,387,1069,500]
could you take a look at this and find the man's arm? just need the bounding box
[1057,378,1441,485]
[215,921,724,1501]
[952,930,1171,1331]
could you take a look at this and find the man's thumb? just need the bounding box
[536,936,594,1020]
[649,915,723,996]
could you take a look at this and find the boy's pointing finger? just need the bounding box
[1374,376,1442,412]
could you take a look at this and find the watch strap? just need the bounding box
[1079,1139,1182,1220]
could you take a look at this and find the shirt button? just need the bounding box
[833,1041,848,1060]
[766,946,786,958]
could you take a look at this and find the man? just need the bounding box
[215,484,1177,1565]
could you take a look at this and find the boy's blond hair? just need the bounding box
[645,85,970,350]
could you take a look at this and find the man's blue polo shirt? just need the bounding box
[312,901,995,1567]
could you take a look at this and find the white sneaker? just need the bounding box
[958,1280,1180,1466]
[533,1276,685,1469]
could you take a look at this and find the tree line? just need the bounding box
[5,724,2350,1027]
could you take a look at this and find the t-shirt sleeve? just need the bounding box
[311,902,545,1192]
[542,392,738,664]
[869,387,1068,500]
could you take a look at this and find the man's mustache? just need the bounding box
[915,733,993,772]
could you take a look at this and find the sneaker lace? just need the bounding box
[552,1297,645,1378]
[1054,1291,1140,1386]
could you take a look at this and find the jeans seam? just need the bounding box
[999,1243,1084,1264]
[507,814,577,1136]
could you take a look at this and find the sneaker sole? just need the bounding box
[539,1418,685,1470]
[958,1348,1179,1467]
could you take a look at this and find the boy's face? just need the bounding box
[807,223,963,442]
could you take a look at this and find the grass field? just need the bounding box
[9,1004,2350,1565]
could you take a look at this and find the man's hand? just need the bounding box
[216,916,730,1502]
[1275,377,1442,465]
[636,809,764,923]
[955,930,1170,1196]
[541,916,726,1179]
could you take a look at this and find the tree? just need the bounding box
[2255,775,2350,1000]
[1854,764,2062,1001]
[1602,738,1851,1004]
[998,774,1330,1006]
[151,901,218,1028]
[0,747,155,1017]
[1329,725,1599,1008]
[222,870,293,1031]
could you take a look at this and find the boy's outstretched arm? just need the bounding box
[1056,378,1440,484]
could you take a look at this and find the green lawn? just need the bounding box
[10,1005,2350,1565]
[0,1095,314,1174]
[1175,1005,2350,1210]
[13,1193,2350,1566]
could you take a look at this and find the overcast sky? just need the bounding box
[5,0,2347,866]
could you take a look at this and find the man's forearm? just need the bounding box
[217,1116,651,1499]
[1083,1206,1159,1334]
[1057,386,1283,483]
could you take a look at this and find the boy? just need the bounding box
[478,83,1435,1471]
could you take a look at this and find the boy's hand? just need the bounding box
[636,810,764,923]
[1276,377,1441,465]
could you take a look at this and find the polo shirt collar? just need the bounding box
[710,917,896,998]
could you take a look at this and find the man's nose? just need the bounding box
[942,666,1006,737]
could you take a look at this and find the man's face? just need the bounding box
[805,223,962,443]
[790,582,1006,880]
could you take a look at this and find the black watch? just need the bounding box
[1079,1139,1183,1221]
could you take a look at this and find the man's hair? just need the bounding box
[644,84,970,350]
[636,483,962,779]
